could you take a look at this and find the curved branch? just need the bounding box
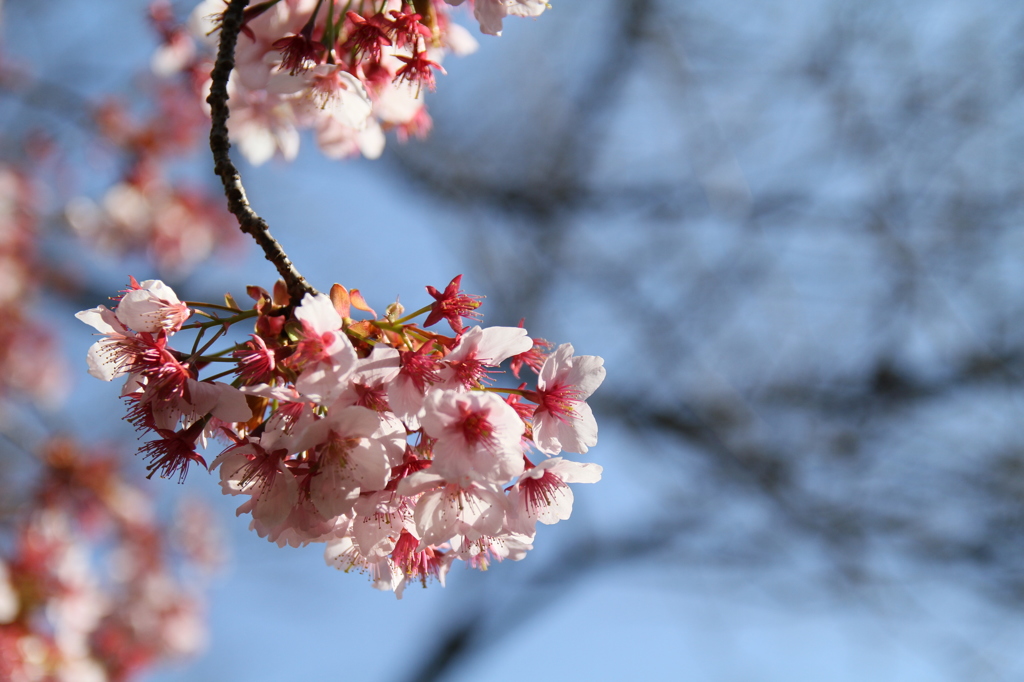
[207,0,318,303]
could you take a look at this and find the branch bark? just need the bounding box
[207,0,318,303]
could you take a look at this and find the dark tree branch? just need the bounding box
[207,0,318,303]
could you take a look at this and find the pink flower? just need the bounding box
[424,275,481,333]
[448,531,533,570]
[76,305,136,381]
[286,293,358,404]
[324,527,404,593]
[139,419,209,483]
[214,434,299,531]
[212,407,317,537]
[506,457,602,533]
[273,31,321,74]
[420,389,525,484]
[350,490,411,559]
[292,405,391,518]
[508,319,551,378]
[342,11,394,63]
[334,344,400,412]
[387,10,433,50]
[269,64,373,131]
[147,378,253,432]
[226,84,301,166]
[439,325,533,390]
[397,470,508,548]
[390,529,450,594]
[530,343,605,455]
[394,48,446,93]
[232,334,277,384]
[115,278,191,333]
[388,343,444,431]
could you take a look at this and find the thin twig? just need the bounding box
[207,0,318,303]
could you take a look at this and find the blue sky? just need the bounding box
[10,0,1024,680]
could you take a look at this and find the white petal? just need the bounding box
[253,467,298,528]
[85,340,120,381]
[75,305,118,334]
[538,343,574,391]
[566,354,606,399]
[414,488,461,547]
[296,293,342,333]
[551,458,603,484]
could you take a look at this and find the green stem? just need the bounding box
[324,0,337,62]
[185,301,242,313]
[190,327,207,357]
[189,325,228,363]
[393,304,433,325]
[203,342,248,359]
[202,367,239,382]
[480,386,531,397]
[180,308,258,331]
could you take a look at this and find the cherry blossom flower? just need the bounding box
[388,342,444,431]
[324,527,404,593]
[115,278,191,333]
[506,457,603,533]
[138,420,210,482]
[273,31,321,75]
[145,378,252,433]
[295,405,392,518]
[448,530,534,569]
[398,470,508,548]
[424,274,482,333]
[271,64,374,131]
[420,389,525,484]
[225,83,301,166]
[439,325,533,390]
[287,293,359,403]
[343,11,394,62]
[394,48,447,93]
[334,344,401,412]
[509,320,552,378]
[233,333,277,384]
[215,434,301,531]
[390,529,452,594]
[349,490,411,558]
[530,343,606,455]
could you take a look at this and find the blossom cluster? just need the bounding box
[79,275,603,596]
[0,439,218,682]
[159,0,550,163]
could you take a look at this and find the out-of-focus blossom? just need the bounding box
[0,439,217,680]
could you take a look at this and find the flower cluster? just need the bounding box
[0,439,218,682]
[79,275,603,596]
[159,0,550,163]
